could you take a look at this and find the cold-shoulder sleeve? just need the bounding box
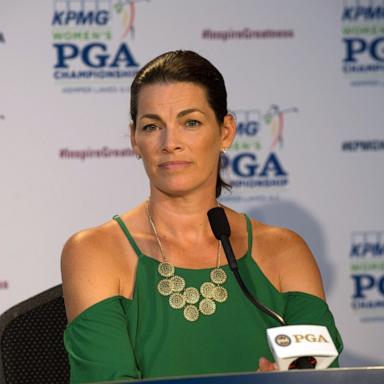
[64,296,141,383]
[282,291,344,368]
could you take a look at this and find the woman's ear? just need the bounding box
[221,113,237,150]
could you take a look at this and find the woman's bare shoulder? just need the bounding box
[61,206,145,321]
[249,218,326,299]
[62,216,126,271]
[251,219,307,249]
[63,221,113,258]
[61,220,122,321]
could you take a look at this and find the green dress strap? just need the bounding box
[245,214,253,255]
[113,215,143,258]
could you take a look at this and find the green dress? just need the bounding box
[64,215,343,383]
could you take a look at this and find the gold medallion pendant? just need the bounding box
[156,262,228,321]
[147,201,229,322]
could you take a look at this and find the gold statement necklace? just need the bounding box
[146,202,228,322]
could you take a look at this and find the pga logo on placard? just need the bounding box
[267,325,338,371]
[275,333,330,347]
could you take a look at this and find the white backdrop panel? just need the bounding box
[0,0,383,367]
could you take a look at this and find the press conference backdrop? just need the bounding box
[0,0,383,368]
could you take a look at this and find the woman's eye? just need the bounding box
[185,120,201,127]
[142,124,158,132]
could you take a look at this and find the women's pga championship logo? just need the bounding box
[51,0,148,91]
[350,231,384,321]
[221,105,298,200]
[342,0,384,86]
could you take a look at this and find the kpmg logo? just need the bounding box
[52,0,147,93]
[52,8,110,25]
[342,0,384,87]
[221,105,297,200]
[342,3,384,21]
[350,231,384,321]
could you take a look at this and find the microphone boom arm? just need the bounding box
[219,235,286,326]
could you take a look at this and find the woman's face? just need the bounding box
[131,82,235,197]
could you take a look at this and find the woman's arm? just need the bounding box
[275,228,325,299]
[61,225,141,382]
[61,227,121,322]
[252,224,337,372]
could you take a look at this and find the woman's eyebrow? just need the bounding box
[139,113,163,122]
[177,108,206,118]
[139,108,206,122]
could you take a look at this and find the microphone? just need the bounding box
[207,207,338,370]
[207,206,240,272]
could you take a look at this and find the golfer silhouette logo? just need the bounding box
[264,105,298,150]
[114,0,149,40]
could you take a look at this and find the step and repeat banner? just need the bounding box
[1,0,383,367]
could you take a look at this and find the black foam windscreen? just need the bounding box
[207,207,231,239]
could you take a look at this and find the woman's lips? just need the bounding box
[159,161,192,170]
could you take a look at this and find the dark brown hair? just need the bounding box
[130,50,231,197]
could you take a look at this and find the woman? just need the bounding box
[62,50,342,383]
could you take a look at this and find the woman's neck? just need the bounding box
[147,191,219,243]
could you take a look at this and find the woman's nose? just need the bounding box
[161,126,183,153]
